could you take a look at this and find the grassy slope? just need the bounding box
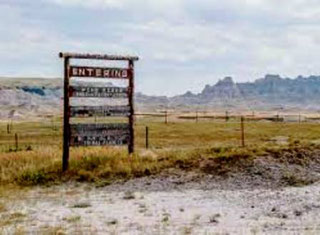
[1,118,320,186]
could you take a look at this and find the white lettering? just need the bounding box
[87,68,94,77]
[122,70,128,78]
[96,68,102,77]
[78,68,86,76]
[72,68,78,76]
[103,69,110,77]
[114,70,121,78]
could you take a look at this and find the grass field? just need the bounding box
[1,117,320,187]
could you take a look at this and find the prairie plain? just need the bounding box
[1,116,320,233]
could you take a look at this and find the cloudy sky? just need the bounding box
[1,0,320,96]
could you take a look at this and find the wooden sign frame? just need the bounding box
[59,52,139,171]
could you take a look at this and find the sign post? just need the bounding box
[62,57,70,172]
[59,52,139,172]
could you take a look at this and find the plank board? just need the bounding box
[70,123,129,146]
[69,86,128,98]
[69,66,130,79]
[70,105,130,117]
[70,135,129,146]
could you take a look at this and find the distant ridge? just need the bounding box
[137,74,320,111]
[1,74,320,118]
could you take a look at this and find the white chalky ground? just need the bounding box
[1,179,320,234]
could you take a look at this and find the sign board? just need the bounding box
[70,66,129,79]
[70,123,129,146]
[70,123,129,136]
[69,86,128,98]
[70,105,130,117]
[70,135,129,146]
[60,52,138,171]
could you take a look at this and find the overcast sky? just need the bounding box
[1,0,320,96]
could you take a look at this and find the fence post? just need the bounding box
[196,110,198,123]
[165,110,168,124]
[7,123,10,134]
[241,116,245,147]
[51,117,56,131]
[226,111,229,122]
[146,126,149,149]
[15,133,18,151]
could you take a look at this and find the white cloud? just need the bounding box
[50,0,124,9]
[1,0,320,95]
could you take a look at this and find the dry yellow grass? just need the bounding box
[0,117,320,186]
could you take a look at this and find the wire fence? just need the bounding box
[1,111,320,153]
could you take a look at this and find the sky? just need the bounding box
[1,0,320,96]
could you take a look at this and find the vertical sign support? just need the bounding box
[128,60,135,154]
[63,57,70,172]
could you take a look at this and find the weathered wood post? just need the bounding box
[299,113,301,124]
[15,133,18,151]
[196,110,198,123]
[241,116,245,147]
[146,126,149,149]
[7,123,10,134]
[165,110,168,124]
[62,55,70,172]
[128,59,135,154]
[226,111,229,122]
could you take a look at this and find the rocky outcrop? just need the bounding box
[2,74,320,118]
[138,74,320,110]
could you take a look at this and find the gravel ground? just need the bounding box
[2,149,320,234]
[1,171,320,235]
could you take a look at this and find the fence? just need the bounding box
[1,111,320,153]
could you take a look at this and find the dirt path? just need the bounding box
[1,174,320,235]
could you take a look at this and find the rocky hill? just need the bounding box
[0,77,62,119]
[137,74,320,111]
[1,74,320,118]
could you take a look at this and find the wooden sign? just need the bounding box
[70,105,130,117]
[70,123,129,146]
[70,123,129,136]
[60,52,138,171]
[70,136,129,146]
[69,86,128,98]
[70,66,129,79]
